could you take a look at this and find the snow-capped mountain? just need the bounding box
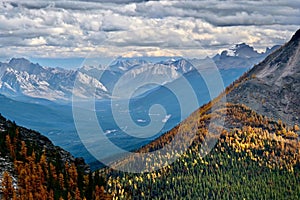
[222,43,261,58]
[109,59,149,72]
[82,58,196,98]
[0,58,108,101]
[0,57,196,101]
[213,43,280,69]
[0,43,279,102]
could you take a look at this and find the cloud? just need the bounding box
[0,0,299,61]
[24,36,47,46]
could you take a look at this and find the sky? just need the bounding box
[0,0,299,68]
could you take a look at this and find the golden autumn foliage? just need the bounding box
[103,103,300,199]
[0,118,111,200]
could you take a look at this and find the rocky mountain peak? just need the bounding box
[291,28,300,42]
[7,57,43,74]
[227,29,300,126]
[9,58,31,66]
[213,42,279,69]
[219,43,259,58]
[230,42,251,50]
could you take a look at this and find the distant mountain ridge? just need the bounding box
[0,43,279,102]
[213,43,280,69]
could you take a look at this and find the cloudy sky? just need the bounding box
[0,0,299,67]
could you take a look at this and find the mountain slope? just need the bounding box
[227,29,300,126]
[0,114,110,199]
[104,102,300,199]
[99,29,300,199]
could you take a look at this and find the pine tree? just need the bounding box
[2,171,14,200]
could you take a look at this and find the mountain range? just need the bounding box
[0,43,279,103]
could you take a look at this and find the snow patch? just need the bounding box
[118,66,127,71]
[226,49,236,57]
[162,114,171,123]
[104,129,117,135]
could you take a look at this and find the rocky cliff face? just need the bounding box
[227,29,300,126]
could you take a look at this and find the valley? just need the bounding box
[0,43,275,167]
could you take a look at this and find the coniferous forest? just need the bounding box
[0,115,110,200]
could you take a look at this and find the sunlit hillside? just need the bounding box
[102,102,300,199]
[95,29,300,199]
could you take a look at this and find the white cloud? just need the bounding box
[0,0,298,60]
[24,36,47,46]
